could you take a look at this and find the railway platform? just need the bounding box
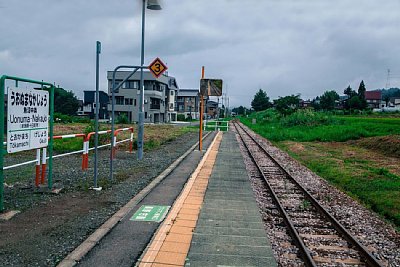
[59,130,276,267]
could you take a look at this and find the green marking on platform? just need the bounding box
[130,205,170,222]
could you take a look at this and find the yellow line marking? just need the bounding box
[137,132,223,266]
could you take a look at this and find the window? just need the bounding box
[116,96,124,105]
[114,80,123,88]
[170,91,174,96]
[122,81,139,89]
[150,98,161,109]
[130,99,133,105]
[145,112,148,119]
[125,98,130,105]
[134,99,137,106]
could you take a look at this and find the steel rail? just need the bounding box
[233,121,383,267]
[233,122,316,267]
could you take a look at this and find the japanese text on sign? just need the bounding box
[130,205,170,222]
[7,87,49,153]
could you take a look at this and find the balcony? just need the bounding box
[144,90,162,98]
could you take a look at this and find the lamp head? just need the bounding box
[147,0,162,10]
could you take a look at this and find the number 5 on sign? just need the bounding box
[149,57,168,78]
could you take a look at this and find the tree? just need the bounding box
[54,87,80,116]
[311,96,321,110]
[251,89,270,112]
[383,95,390,107]
[357,80,368,109]
[232,106,248,115]
[344,85,356,98]
[343,86,356,110]
[319,90,339,110]
[274,95,300,116]
[348,95,362,110]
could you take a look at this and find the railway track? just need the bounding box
[233,121,383,267]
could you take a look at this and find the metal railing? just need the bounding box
[203,120,229,131]
[3,127,134,179]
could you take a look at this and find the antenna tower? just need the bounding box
[386,69,391,89]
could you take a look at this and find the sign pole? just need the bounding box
[199,66,204,151]
[0,77,5,211]
[47,85,54,189]
[94,41,101,188]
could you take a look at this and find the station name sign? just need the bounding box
[7,87,49,153]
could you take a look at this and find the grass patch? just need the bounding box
[280,141,400,228]
[241,110,400,142]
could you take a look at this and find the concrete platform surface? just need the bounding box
[186,131,277,267]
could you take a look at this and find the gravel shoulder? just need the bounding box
[0,131,203,266]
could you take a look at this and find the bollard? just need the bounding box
[41,148,47,184]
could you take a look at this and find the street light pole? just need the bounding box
[137,0,161,160]
[137,0,146,160]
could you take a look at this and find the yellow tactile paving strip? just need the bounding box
[137,132,223,267]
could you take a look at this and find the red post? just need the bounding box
[41,148,47,184]
[35,149,41,187]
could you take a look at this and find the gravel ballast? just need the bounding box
[235,123,400,266]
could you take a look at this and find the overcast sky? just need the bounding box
[1,0,399,107]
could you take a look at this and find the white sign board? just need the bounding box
[7,87,49,153]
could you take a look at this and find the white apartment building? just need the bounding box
[107,71,178,123]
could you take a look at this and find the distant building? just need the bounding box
[176,89,200,119]
[77,90,109,119]
[107,71,178,123]
[389,97,400,108]
[365,91,383,109]
[206,100,218,118]
[337,95,349,109]
[300,99,312,108]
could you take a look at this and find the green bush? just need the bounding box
[116,114,129,124]
[177,114,186,121]
[72,116,91,123]
[84,122,110,145]
[54,112,73,123]
[280,110,336,127]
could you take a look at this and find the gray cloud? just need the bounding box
[0,0,399,106]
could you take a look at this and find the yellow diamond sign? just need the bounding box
[149,57,168,78]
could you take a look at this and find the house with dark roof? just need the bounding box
[77,90,109,119]
[365,91,383,109]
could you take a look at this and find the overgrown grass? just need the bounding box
[241,109,400,142]
[241,109,400,228]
